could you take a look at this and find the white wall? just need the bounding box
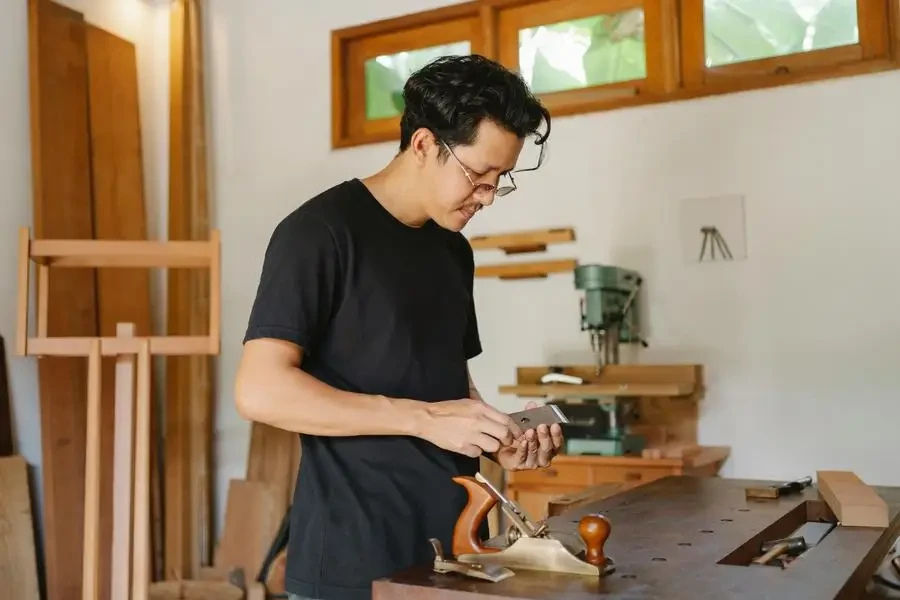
[205,0,900,534]
[0,0,170,545]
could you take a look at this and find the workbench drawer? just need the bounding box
[507,463,593,486]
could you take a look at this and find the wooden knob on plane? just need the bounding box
[578,513,611,567]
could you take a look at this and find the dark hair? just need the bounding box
[398,54,550,160]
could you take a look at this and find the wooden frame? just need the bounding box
[16,227,221,358]
[331,2,485,148]
[680,0,893,88]
[331,0,900,149]
[14,227,221,600]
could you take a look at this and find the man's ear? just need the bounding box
[409,127,437,166]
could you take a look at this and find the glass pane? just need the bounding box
[364,41,471,121]
[518,9,647,95]
[704,0,859,68]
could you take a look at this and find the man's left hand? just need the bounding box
[495,402,565,470]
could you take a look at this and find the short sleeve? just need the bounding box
[459,237,483,360]
[243,211,342,355]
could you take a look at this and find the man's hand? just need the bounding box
[494,401,564,470]
[416,398,523,458]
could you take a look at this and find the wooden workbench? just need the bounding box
[373,476,900,599]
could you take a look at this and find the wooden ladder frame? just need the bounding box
[15,226,221,600]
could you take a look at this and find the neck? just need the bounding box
[361,155,429,228]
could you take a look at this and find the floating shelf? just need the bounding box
[469,227,575,255]
[498,382,693,397]
[475,258,577,280]
[499,364,702,398]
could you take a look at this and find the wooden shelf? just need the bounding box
[475,258,577,280]
[499,382,693,397]
[469,227,575,254]
[500,364,701,398]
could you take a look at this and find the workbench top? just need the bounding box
[373,475,900,600]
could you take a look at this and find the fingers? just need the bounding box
[474,433,501,454]
[478,417,515,446]
[536,424,553,467]
[477,403,522,440]
[460,444,483,458]
[550,423,564,450]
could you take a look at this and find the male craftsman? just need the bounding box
[235,54,563,600]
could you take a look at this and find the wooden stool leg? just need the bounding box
[132,339,151,598]
[83,339,102,600]
[112,324,136,598]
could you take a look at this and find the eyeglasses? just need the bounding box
[439,139,546,199]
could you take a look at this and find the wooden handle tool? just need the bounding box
[578,514,612,567]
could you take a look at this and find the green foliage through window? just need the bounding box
[704,0,859,67]
[518,9,647,95]
[364,42,472,121]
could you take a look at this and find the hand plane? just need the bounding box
[445,472,615,577]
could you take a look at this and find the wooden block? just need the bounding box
[0,456,41,600]
[816,470,889,528]
[147,579,242,599]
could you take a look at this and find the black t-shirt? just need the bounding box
[242,178,487,600]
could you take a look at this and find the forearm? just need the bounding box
[235,362,426,437]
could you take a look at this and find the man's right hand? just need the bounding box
[414,398,521,458]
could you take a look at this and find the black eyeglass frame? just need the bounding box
[438,138,547,199]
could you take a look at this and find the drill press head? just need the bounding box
[574,264,645,371]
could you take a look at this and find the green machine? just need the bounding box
[550,264,649,457]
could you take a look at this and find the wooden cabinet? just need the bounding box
[504,447,730,522]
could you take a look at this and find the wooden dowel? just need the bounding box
[82,339,102,600]
[132,339,151,599]
[208,230,220,354]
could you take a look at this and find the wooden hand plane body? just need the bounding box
[447,473,615,577]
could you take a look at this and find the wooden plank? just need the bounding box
[213,480,283,581]
[29,239,213,267]
[26,2,97,598]
[246,423,299,511]
[468,227,575,254]
[0,336,13,457]
[166,0,213,578]
[111,324,136,600]
[0,456,41,600]
[82,341,102,600]
[27,335,214,357]
[817,470,889,528]
[474,259,578,280]
[85,24,156,595]
[498,382,693,397]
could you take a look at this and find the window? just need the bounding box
[331,4,484,147]
[680,0,892,87]
[331,0,899,148]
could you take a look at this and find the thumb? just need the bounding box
[524,401,539,410]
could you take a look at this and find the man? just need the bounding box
[235,54,563,600]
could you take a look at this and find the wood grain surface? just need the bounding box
[373,476,900,600]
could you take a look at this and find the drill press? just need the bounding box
[574,263,646,373]
[551,264,649,456]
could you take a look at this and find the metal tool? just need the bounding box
[473,472,541,538]
[429,538,514,582]
[574,263,648,375]
[452,475,615,577]
[752,521,835,567]
[507,404,569,431]
[745,476,813,500]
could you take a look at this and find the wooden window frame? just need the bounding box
[330,2,485,148]
[679,0,896,92]
[331,0,900,149]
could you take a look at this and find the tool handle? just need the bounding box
[451,476,501,557]
[752,542,788,565]
[578,513,611,567]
